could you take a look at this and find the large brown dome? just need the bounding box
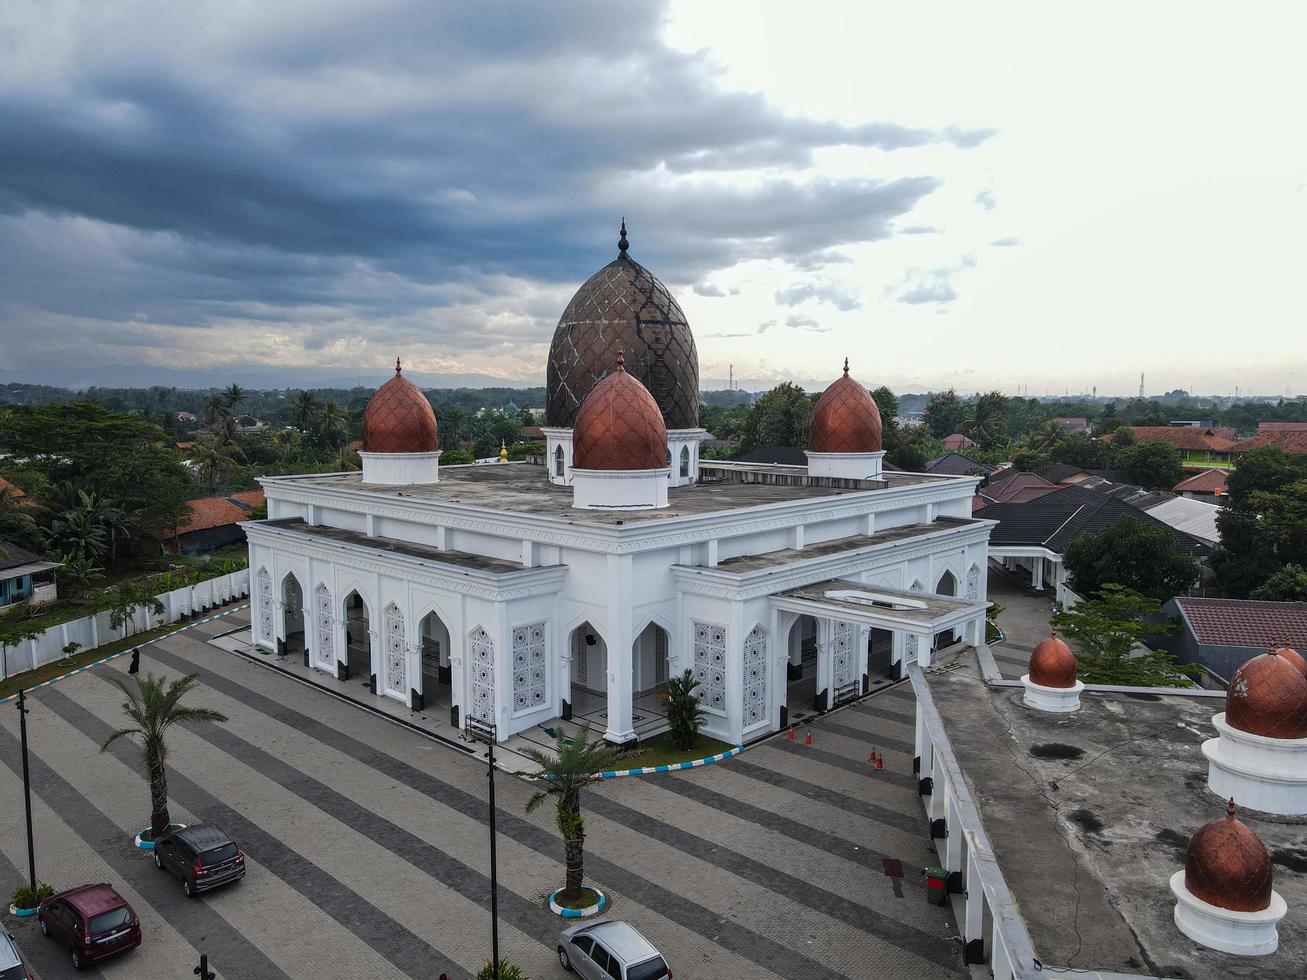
[573,352,668,471]
[1270,643,1307,679]
[1184,799,1274,912]
[1029,630,1078,688]
[1225,648,1307,740]
[809,359,883,454]
[362,359,438,454]
[546,222,699,430]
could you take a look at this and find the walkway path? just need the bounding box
[985,570,1055,680]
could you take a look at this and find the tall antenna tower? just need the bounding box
[1139,372,1145,398]
[729,364,733,391]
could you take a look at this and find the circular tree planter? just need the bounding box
[8,904,38,918]
[549,885,606,919]
[134,823,186,850]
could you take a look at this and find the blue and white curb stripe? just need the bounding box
[549,885,607,918]
[0,603,251,705]
[596,744,744,780]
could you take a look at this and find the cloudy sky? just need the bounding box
[1,1,1304,395]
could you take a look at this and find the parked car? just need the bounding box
[558,920,671,979]
[153,824,246,896]
[0,931,33,980]
[37,883,141,971]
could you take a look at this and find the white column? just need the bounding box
[605,555,636,744]
[1029,558,1041,588]
[964,848,985,950]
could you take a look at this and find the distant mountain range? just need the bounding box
[2,364,535,392]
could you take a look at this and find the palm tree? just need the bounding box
[522,726,622,904]
[201,393,230,426]
[107,581,165,639]
[291,390,319,432]
[317,400,349,448]
[57,554,105,598]
[101,673,228,838]
[222,383,247,415]
[960,397,1005,448]
[189,436,240,492]
[50,507,108,561]
[1023,420,1064,453]
[331,445,361,471]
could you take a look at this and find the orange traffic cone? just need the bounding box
[787,727,795,742]
[804,731,813,746]
[868,751,875,764]
[876,753,885,770]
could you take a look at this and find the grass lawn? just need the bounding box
[616,731,735,769]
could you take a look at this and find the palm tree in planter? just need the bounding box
[522,725,621,908]
[101,673,227,840]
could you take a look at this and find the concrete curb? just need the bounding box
[0,604,251,705]
[597,745,744,780]
[550,885,607,918]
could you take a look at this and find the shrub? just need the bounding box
[10,882,55,909]
[664,669,706,750]
[474,960,528,980]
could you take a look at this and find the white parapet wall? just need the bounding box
[0,569,250,681]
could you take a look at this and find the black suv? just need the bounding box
[152,825,245,897]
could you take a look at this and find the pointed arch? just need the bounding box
[554,444,565,477]
[679,444,690,478]
[935,569,958,597]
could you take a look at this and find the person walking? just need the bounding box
[128,648,140,674]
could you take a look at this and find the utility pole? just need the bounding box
[467,717,501,979]
[194,953,216,979]
[1139,372,1145,398]
[17,689,36,892]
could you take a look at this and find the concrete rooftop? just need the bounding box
[927,654,1305,979]
[713,518,979,574]
[268,461,952,527]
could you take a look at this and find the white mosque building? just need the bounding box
[244,225,994,746]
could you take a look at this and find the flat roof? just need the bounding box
[712,518,979,574]
[264,462,954,527]
[926,656,1305,978]
[261,519,542,575]
[776,579,983,630]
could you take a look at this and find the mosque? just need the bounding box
[244,224,993,746]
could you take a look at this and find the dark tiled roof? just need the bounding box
[0,540,43,574]
[1172,597,1307,648]
[925,451,996,476]
[1039,463,1088,483]
[974,484,1211,556]
[978,472,1059,505]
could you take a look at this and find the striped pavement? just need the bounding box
[0,609,964,979]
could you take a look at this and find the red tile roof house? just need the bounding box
[1126,426,1237,470]
[940,433,978,451]
[1161,596,1307,682]
[1230,429,1307,456]
[1257,421,1307,432]
[1173,469,1228,499]
[165,490,265,555]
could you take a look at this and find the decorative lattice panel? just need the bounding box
[257,568,273,645]
[470,627,495,723]
[654,628,669,684]
[743,625,768,727]
[384,603,407,697]
[315,584,334,669]
[693,621,727,716]
[512,622,548,714]
[573,629,589,686]
[966,564,980,600]
[832,620,856,688]
[905,634,920,665]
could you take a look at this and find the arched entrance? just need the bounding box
[281,574,305,659]
[418,610,453,716]
[342,591,373,689]
[568,621,607,724]
[632,621,670,731]
[934,571,958,649]
[786,614,820,721]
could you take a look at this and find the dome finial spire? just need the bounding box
[395,356,402,376]
[618,218,629,255]
[843,356,849,377]
[616,348,625,372]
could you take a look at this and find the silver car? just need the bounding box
[0,931,32,980]
[558,920,671,980]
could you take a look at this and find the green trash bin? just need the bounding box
[923,866,948,906]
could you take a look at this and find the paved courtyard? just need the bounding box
[1,606,965,979]
[985,569,1055,680]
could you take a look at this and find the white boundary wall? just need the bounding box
[0,570,250,680]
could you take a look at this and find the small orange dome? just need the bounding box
[1029,630,1077,688]
[810,359,883,454]
[1184,799,1273,912]
[1225,648,1307,740]
[573,352,668,471]
[1270,642,1307,680]
[362,358,439,454]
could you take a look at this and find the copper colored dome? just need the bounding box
[1184,799,1273,912]
[1225,648,1307,740]
[1270,643,1307,679]
[573,352,668,471]
[809,359,883,454]
[362,359,439,454]
[546,222,699,430]
[1029,630,1077,688]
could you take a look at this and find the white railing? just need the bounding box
[910,664,1042,979]
[0,569,250,680]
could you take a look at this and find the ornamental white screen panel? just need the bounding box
[257,568,273,646]
[655,628,669,685]
[470,627,495,723]
[314,584,334,670]
[743,625,768,727]
[384,603,407,699]
[512,621,548,714]
[966,564,980,600]
[692,621,727,716]
[832,620,856,688]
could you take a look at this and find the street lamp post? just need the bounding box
[466,715,501,979]
[16,688,36,892]
[194,952,215,979]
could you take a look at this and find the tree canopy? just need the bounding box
[1116,438,1184,490]
[923,389,964,439]
[740,383,812,450]
[1063,515,1199,601]
[1052,585,1197,687]
[1210,446,1307,597]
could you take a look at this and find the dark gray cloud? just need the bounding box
[774,281,861,311]
[0,0,992,381]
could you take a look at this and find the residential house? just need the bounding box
[0,541,59,607]
[1126,426,1237,470]
[1054,416,1088,434]
[925,451,996,477]
[976,470,1059,506]
[1257,421,1307,432]
[1038,462,1091,486]
[1230,428,1307,457]
[1173,469,1228,500]
[1160,596,1307,681]
[941,433,978,451]
[168,490,265,555]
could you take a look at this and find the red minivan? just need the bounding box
[37,883,141,971]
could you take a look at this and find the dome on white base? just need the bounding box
[360,450,440,486]
[804,450,885,481]
[571,468,669,510]
[1203,712,1307,816]
[1021,674,1084,713]
[1171,870,1285,956]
